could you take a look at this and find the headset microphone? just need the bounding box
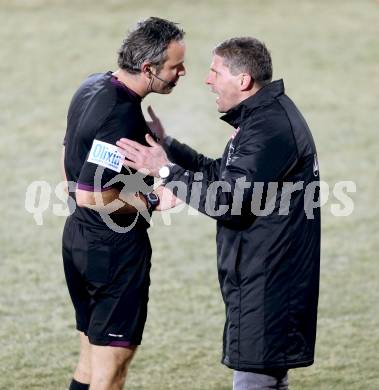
[148,69,176,88]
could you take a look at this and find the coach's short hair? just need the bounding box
[214,37,272,86]
[118,17,185,73]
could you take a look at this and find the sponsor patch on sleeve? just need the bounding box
[87,139,124,172]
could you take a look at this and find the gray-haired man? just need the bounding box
[62,17,185,390]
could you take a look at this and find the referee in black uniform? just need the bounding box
[62,18,185,390]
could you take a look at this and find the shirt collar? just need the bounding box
[220,79,285,128]
[108,71,142,103]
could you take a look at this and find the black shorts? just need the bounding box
[62,216,152,346]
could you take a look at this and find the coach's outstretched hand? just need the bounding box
[117,134,169,177]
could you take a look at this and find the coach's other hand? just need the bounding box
[146,106,166,144]
[117,134,169,177]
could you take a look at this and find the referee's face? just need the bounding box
[154,40,186,93]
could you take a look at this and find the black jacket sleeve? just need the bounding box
[165,137,222,182]
[165,113,298,222]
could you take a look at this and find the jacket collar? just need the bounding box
[220,79,285,128]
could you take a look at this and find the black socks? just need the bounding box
[69,378,89,390]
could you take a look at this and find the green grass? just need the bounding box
[0,0,378,388]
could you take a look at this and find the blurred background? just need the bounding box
[0,0,378,388]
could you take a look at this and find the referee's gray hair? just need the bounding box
[118,17,185,74]
[214,37,272,86]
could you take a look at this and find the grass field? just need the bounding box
[1,0,378,389]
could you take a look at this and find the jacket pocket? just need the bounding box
[217,230,242,288]
[233,242,242,285]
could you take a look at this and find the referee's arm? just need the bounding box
[75,187,147,214]
[61,146,148,214]
[76,186,180,213]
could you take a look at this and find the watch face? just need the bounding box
[147,192,159,205]
[159,165,170,179]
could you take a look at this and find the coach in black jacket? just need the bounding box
[118,37,320,389]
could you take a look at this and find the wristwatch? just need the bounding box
[143,192,160,212]
[159,162,176,180]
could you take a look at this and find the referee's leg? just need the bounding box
[90,344,137,390]
[72,332,91,385]
[69,332,137,390]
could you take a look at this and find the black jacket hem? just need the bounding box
[221,356,314,371]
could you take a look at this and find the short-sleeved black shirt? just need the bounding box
[64,71,154,229]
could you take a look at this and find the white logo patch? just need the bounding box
[87,140,123,172]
